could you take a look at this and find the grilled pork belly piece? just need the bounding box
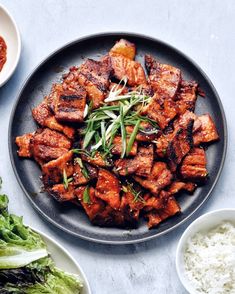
[73,161,97,186]
[143,194,165,212]
[155,111,199,158]
[141,96,178,129]
[176,80,198,114]
[81,151,107,168]
[145,54,181,99]
[108,49,147,86]
[115,145,154,177]
[110,39,136,60]
[126,121,160,142]
[77,58,112,109]
[120,190,145,224]
[173,110,202,133]
[95,169,121,210]
[180,147,208,181]
[133,162,173,195]
[111,136,138,156]
[47,83,87,123]
[42,151,73,186]
[15,133,34,157]
[75,186,105,221]
[31,128,71,165]
[167,181,197,195]
[193,114,219,145]
[32,99,75,138]
[49,183,76,202]
[146,194,180,228]
[167,119,194,171]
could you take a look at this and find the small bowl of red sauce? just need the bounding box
[0,4,21,87]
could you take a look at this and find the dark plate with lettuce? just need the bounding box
[0,193,91,294]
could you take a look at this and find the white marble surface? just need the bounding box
[0,1,234,293]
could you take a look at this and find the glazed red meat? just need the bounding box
[15,133,34,158]
[95,169,121,210]
[134,162,173,195]
[15,38,219,230]
[31,128,71,165]
[180,147,208,181]
[76,58,112,109]
[115,145,154,177]
[42,151,73,186]
[167,119,194,171]
[111,136,138,156]
[176,80,198,114]
[145,54,181,99]
[193,114,219,145]
[32,99,75,138]
[75,186,105,221]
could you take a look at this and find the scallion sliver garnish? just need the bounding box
[126,120,141,156]
[83,186,90,204]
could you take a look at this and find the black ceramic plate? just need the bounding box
[9,33,227,244]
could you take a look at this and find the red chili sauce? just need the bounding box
[0,36,7,72]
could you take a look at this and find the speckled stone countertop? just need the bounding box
[0,1,234,293]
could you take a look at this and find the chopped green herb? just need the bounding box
[75,158,89,179]
[83,186,90,204]
[119,105,126,158]
[126,120,141,156]
[63,169,73,190]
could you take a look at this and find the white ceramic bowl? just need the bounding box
[33,228,92,294]
[176,209,235,294]
[0,4,21,87]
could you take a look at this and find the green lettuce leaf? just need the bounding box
[0,257,83,294]
[0,195,47,269]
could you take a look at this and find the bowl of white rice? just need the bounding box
[176,209,235,294]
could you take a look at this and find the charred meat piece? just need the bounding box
[81,151,108,168]
[15,133,34,157]
[167,119,194,171]
[110,39,136,60]
[173,110,202,133]
[141,96,178,129]
[146,195,180,228]
[158,196,180,222]
[167,181,197,195]
[115,145,154,177]
[109,54,146,86]
[76,58,112,109]
[31,128,71,165]
[32,99,75,139]
[47,83,87,123]
[180,147,208,181]
[193,114,219,146]
[134,162,173,195]
[126,121,160,142]
[54,86,87,123]
[111,136,138,156]
[176,80,198,114]
[42,151,73,187]
[145,54,181,99]
[155,112,198,158]
[75,186,105,221]
[73,160,97,186]
[143,195,165,212]
[49,184,75,202]
[95,169,121,210]
[155,132,173,158]
[91,205,126,227]
[120,191,145,224]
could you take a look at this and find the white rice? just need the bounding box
[184,222,235,294]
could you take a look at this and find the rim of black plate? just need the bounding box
[8,32,228,245]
